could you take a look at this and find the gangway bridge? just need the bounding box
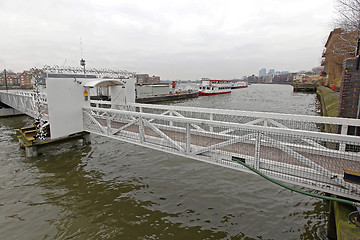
[1,76,360,203]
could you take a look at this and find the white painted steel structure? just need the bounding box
[84,101,360,201]
[1,89,360,202]
[0,90,48,123]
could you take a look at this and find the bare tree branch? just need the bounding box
[333,0,360,56]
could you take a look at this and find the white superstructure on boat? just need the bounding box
[199,79,232,96]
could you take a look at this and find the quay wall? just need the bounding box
[316,86,339,118]
[316,86,340,133]
[318,63,360,239]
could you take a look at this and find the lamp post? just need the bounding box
[4,69,8,93]
[80,59,86,74]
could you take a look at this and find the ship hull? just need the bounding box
[199,91,231,96]
[231,86,248,89]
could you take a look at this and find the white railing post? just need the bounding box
[186,123,191,154]
[139,117,145,143]
[209,113,213,132]
[339,124,348,152]
[139,107,145,143]
[263,119,268,127]
[106,112,111,135]
[169,110,173,127]
[254,131,261,170]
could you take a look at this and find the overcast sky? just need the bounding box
[0,0,337,80]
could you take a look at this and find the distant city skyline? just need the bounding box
[258,68,292,77]
[259,68,266,77]
[0,0,337,80]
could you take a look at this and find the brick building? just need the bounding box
[322,28,357,88]
[135,74,160,84]
[339,57,360,136]
[273,73,291,83]
[19,71,33,86]
[0,70,40,87]
[0,72,19,86]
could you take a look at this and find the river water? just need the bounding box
[0,84,329,239]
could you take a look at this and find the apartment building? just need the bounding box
[322,28,357,88]
[0,70,36,87]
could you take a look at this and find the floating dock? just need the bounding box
[136,91,199,103]
[18,126,91,157]
[293,83,317,92]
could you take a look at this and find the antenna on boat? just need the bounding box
[80,38,86,74]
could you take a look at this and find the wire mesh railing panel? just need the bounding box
[192,125,257,163]
[127,103,360,136]
[213,113,254,124]
[257,131,360,197]
[176,110,209,120]
[143,116,186,152]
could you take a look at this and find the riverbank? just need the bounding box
[316,86,340,133]
[316,86,340,118]
[316,86,360,240]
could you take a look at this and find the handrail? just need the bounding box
[84,106,360,144]
[88,100,360,127]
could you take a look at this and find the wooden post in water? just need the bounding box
[82,132,91,145]
[25,145,38,158]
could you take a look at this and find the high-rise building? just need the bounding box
[259,68,266,77]
[268,69,275,75]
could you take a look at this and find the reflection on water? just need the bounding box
[33,142,230,239]
[0,84,329,239]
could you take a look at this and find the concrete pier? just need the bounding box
[327,200,360,240]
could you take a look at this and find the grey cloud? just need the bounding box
[0,0,334,79]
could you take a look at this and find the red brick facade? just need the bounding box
[135,74,160,84]
[0,70,34,87]
[339,57,360,136]
[322,28,357,88]
[19,71,33,86]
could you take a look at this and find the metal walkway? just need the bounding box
[1,90,360,201]
[0,91,48,120]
